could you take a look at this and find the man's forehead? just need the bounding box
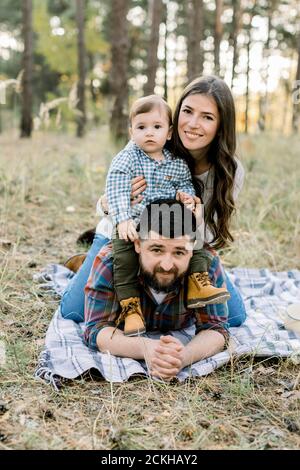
[141,231,193,249]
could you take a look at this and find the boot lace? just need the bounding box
[111,300,143,338]
[194,272,211,287]
[115,299,142,327]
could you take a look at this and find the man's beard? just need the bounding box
[140,264,186,293]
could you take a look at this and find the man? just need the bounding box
[84,199,229,380]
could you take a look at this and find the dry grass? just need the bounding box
[0,129,299,450]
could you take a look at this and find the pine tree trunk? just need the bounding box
[110,0,130,140]
[230,0,242,88]
[214,0,223,76]
[245,32,251,133]
[187,0,204,82]
[88,53,97,103]
[258,1,277,131]
[76,0,86,138]
[244,3,256,133]
[144,0,163,95]
[20,0,33,138]
[258,22,271,131]
[163,16,168,101]
[292,34,300,133]
[281,80,290,134]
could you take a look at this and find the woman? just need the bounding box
[61,75,246,326]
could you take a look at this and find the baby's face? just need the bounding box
[130,108,172,159]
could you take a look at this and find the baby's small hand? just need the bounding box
[117,219,138,242]
[176,191,195,211]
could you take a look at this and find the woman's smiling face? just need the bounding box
[178,93,220,158]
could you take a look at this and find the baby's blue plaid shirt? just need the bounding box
[106,141,195,225]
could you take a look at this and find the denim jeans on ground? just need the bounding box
[225,272,247,327]
[60,234,109,322]
[60,234,247,327]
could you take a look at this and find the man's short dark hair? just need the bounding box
[137,199,197,241]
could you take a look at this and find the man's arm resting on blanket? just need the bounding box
[97,327,153,360]
[181,329,226,368]
[96,327,185,377]
[96,327,225,362]
[96,326,226,379]
[148,329,226,379]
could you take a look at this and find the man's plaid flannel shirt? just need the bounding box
[105,141,195,225]
[84,244,229,351]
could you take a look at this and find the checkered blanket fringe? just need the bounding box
[34,265,300,389]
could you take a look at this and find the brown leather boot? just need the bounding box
[64,254,87,273]
[118,297,146,336]
[187,272,230,309]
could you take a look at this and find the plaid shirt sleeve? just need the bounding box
[106,149,134,225]
[174,160,195,197]
[84,246,119,350]
[195,309,230,345]
[194,249,230,345]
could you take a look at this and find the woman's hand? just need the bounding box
[130,175,147,206]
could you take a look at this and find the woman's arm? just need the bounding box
[233,158,245,201]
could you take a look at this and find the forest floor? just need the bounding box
[0,129,299,450]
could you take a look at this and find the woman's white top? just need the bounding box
[95,159,245,245]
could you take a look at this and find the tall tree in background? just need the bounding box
[244,19,252,134]
[75,0,86,137]
[258,0,278,131]
[214,0,223,76]
[20,0,33,138]
[110,0,129,140]
[163,2,168,100]
[187,0,204,81]
[143,0,163,95]
[292,33,300,133]
[230,0,242,88]
[244,1,256,133]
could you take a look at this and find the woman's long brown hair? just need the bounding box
[170,75,237,250]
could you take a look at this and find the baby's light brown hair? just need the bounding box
[129,95,172,127]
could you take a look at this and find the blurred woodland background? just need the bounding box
[0,0,299,140]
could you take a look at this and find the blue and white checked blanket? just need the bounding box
[34,265,300,390]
